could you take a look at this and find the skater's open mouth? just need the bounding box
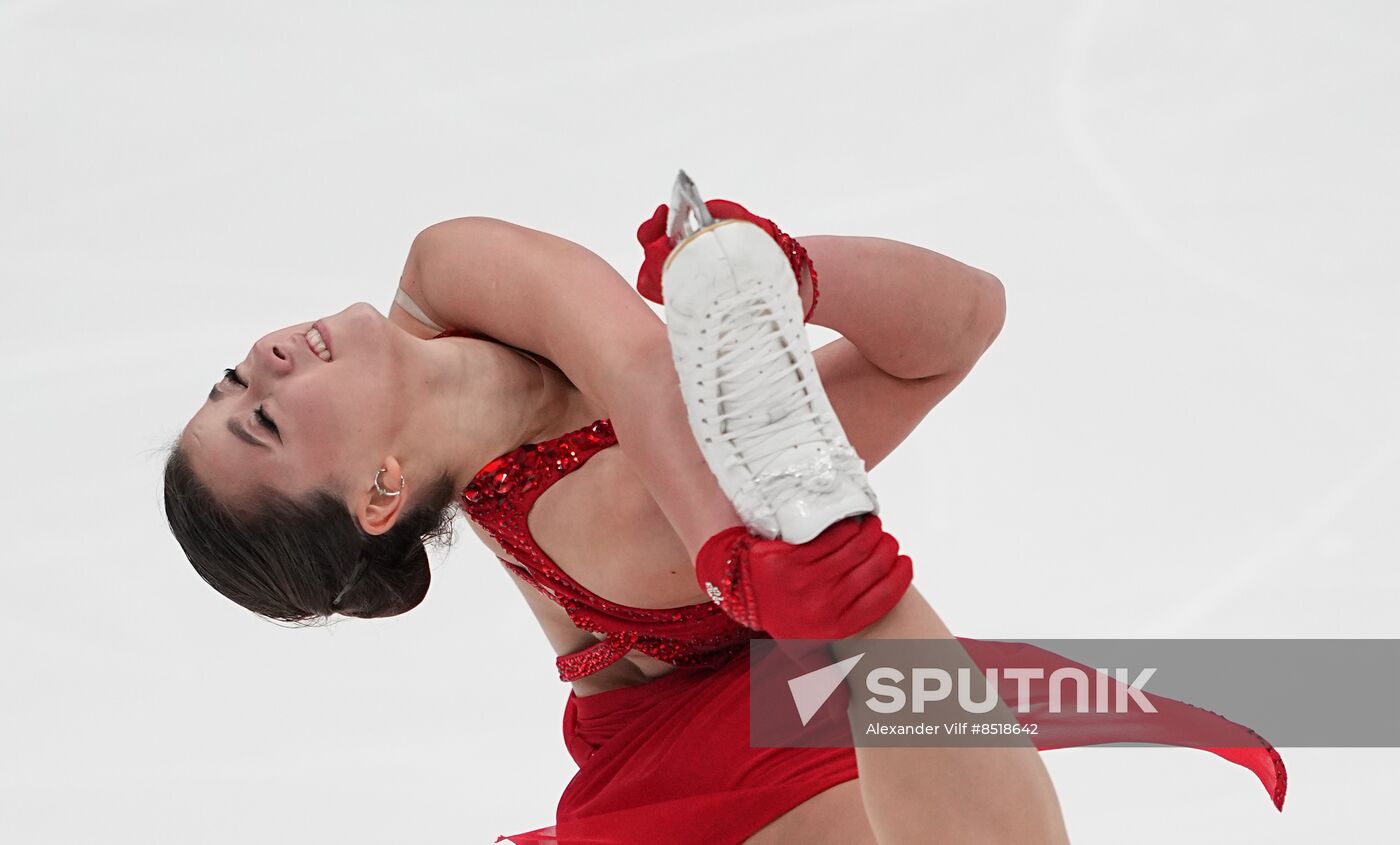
[306,323,332,362]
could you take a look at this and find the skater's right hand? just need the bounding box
[694,514,912,639]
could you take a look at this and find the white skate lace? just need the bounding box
[697,287,865,513]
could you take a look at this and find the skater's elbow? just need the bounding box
[973,270,1006,353]
[920,270,1005,379]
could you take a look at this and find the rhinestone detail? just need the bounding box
[771,222,820,322]
[460,417,758,682]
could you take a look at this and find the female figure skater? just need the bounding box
[164,173,1283,843]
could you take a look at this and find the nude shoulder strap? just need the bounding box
[393,287,446,333]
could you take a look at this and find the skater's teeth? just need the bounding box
[306,328,331,362]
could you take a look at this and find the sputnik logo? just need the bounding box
[788,652,865,726]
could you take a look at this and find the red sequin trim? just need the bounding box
[461,418,758,682]
[770,224,820,323]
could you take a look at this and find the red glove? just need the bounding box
[634,198,820,322]
[695,514,912,639]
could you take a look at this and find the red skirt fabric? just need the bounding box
[498,638,1287,843]
[498,651,858,844]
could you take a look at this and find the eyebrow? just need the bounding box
[208,381,269,449]
[226,417,270,449]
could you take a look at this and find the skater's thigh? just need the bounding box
[744,779,876,845]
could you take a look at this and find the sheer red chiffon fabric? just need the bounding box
[499,654,857,845]
[495,637,1288,839]
[498,640,1285,844]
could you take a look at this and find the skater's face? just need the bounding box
[180,302,407,510]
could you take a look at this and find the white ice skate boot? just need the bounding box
[661,171,877,544]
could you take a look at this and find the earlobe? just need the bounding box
[356,456,406,536]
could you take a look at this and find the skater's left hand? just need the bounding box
[634,199,819,321]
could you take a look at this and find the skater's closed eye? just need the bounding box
[253,405,278,435]
[207,367,246,401]
[206,367,277,447]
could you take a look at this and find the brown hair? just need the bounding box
[162,444,458,621]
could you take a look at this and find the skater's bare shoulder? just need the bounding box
[399,216,664,405]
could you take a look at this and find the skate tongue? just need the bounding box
[724,413,798,481]
[726,405,792,431]
[715,307,801,469]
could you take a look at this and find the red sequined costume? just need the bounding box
[442,337,863,842]
[461,416,755,683]
[435,310,1285,843]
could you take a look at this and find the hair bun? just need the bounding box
[339,539,433,619]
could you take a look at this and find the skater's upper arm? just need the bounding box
[401,216,665,403]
